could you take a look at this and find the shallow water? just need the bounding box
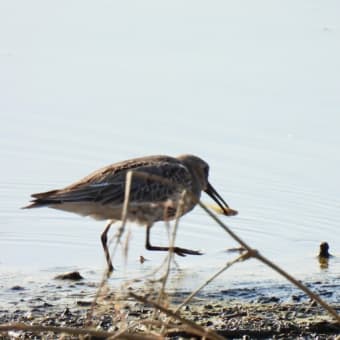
[1,1,340,300]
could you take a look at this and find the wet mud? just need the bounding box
[0,271,339,339]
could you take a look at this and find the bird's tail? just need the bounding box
[22,190,60,209]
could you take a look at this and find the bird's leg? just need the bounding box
[101,221,114,272]
[145,224,202,256]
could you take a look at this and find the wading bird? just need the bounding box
[24,154,237,272]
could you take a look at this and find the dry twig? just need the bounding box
[198,201,340,323]
[175,252,248,312]
[129,292,225,340]
[0,323,157,340]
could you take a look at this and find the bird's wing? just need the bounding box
[29,160,192,206]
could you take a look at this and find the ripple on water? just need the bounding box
[1,129,339,290]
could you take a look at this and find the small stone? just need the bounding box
[99,315,113,330]
[55,271,84,281]
[10,286,25,291]
[77,300,92,307]
[291,295,301,302]
[204,304,213,310]
[257,296,280,304]
[42,302,53,308]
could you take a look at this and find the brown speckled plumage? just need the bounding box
[24,154,237,272]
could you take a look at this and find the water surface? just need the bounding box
[1,1,339,299]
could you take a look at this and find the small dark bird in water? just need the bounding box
[318,242,332,259]
[318,242,332,269]
[23,154,238,272]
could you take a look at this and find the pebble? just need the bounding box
[55,271,84,281]
[291,295,302,302]
[77,300,92,307]
[10,285,25,291]
[257,296,280,304]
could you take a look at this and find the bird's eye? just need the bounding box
[203,166,209,178]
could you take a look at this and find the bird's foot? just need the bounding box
[172,247,203,257]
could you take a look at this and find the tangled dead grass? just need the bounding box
[1,171,339,339]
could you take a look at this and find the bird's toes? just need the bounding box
[186,249,203,256]
[174,247,203,256]
[173,248,187,257]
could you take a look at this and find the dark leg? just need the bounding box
[101,221,114,272]
[145,224,202,256]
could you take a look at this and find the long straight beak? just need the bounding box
[205,182,238,216]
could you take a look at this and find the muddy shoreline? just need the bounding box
[1,298,339,339]
[1,271,339,339]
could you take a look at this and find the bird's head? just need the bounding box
[177,154,238,216]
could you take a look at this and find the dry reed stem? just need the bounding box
[129,292,225,340]
[110,170,134,266]
[198,201,340,323]
[0,323,157,340]
[58,168,338,339]
[145,190,187,333]
[163,326,216,338]
[86,171,190,329]
[85,170,134,326]
[109,320,191,340]
[107,319,170,340]
[123,228,132,268]
[124,171,181,187]
[254,251,340,323]
[159,190,188,294]
[141,320,218,339]
[175,252,248,313]
[110,169,187,277]
[157,190,188,336]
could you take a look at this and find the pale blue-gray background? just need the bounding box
[0,1,339,289]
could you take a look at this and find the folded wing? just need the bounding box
[24,160,192,208]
